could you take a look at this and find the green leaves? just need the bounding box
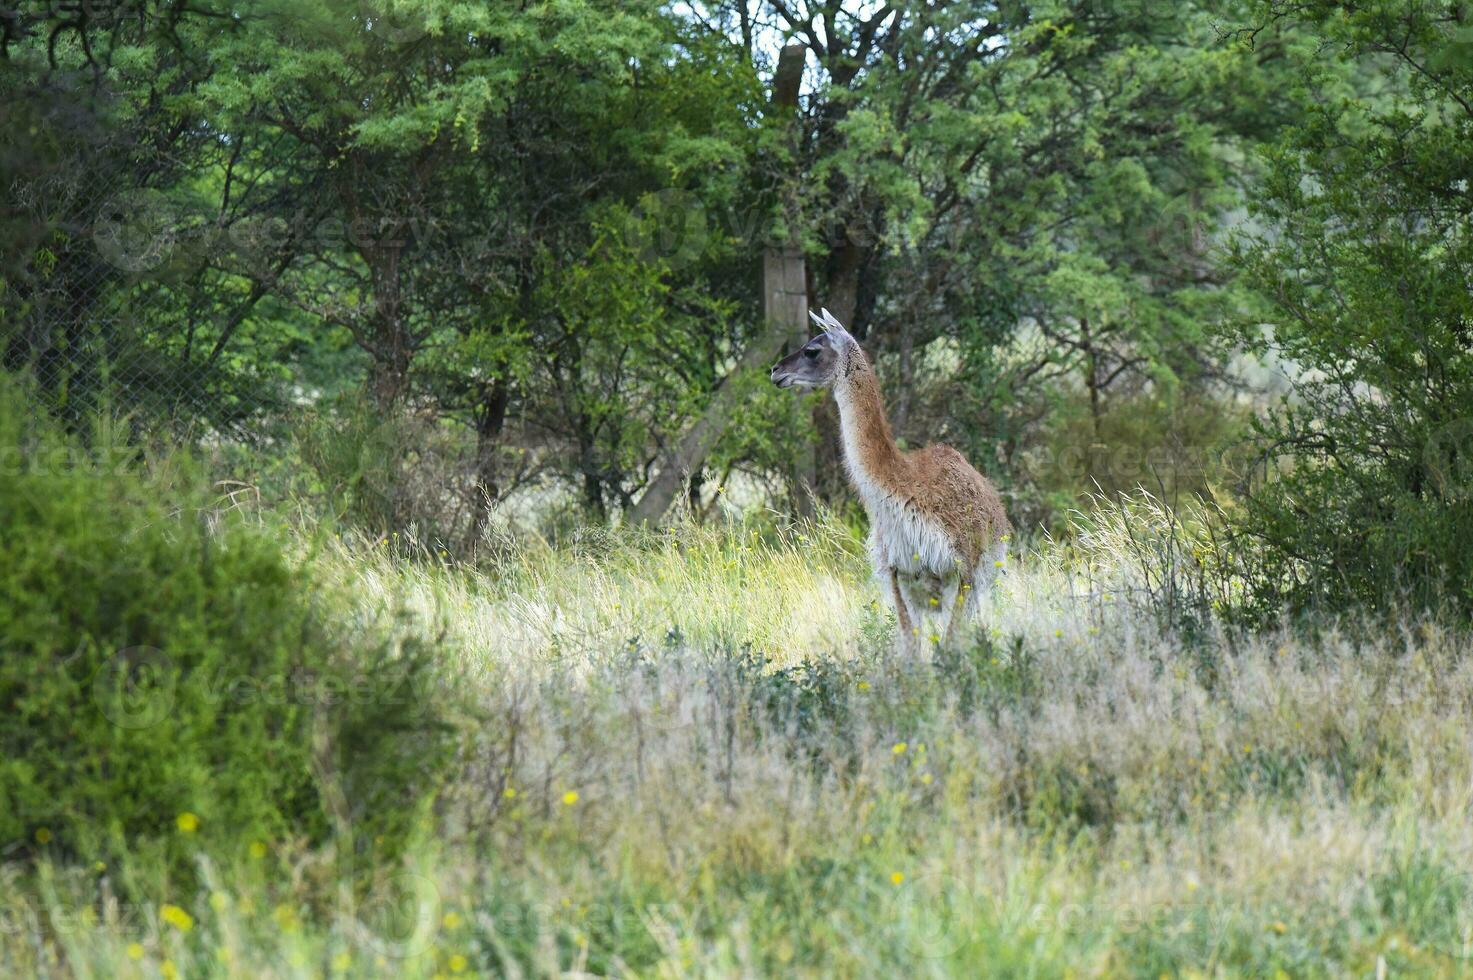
[1229,0,1473,617]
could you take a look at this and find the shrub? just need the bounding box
[0,380,456,881]
[297,392,477,551]
[1026,388,1254,524]
[1229,1,1473,619]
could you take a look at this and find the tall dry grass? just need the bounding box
[6,498,1473,977]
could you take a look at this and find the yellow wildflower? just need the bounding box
[890,872,905,885]
[176,812,199,833]
[562,790,579,806]
[274,904,299,932]
[160,904,193,932]
[892,742,908,755]
[126,942,145,961]
[449,953,469,973]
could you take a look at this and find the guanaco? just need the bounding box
[771,309,1010,655]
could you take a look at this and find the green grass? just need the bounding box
[6,510,1473,978]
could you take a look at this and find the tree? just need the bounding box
[685,1,1279,506]
[0,0,271,429]
[190,1,763,528]
[1231,0,1473,615]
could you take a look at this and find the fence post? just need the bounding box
[765,44,814,517]
[627,44,811,527]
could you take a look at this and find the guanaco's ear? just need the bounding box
[810,308,854,344]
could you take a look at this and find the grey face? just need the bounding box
[770,332,840,390]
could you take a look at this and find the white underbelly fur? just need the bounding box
[847,463,1005,631]
[864,491,961,577]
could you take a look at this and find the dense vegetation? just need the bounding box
[5,1,1467,609]
[2,1,1471,976]
[4,411,1473,975]
[0,385,455,877]
[1230,1,1473,616]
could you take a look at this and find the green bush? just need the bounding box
[0,381,456,879]
[297,393,454,541]
[1020,388,1254,531]
[1229,2,1473,619]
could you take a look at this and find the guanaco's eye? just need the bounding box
[803,347,820,359]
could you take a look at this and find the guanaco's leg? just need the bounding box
[889,567,918,655]
[940,575,973,650]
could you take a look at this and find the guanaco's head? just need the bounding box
[770,309,860,390]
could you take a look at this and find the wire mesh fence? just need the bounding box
[4,159,301,441]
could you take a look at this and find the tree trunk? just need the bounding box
[823,242,863,329]
[629,43,811,528]
[340,157,417,412]
[767,244,815,515]
[626,316,793,527]
[368,340,411,409]
[463,378,511,551]
[769,44,814,516]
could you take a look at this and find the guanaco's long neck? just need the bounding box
[832,354,906,498]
